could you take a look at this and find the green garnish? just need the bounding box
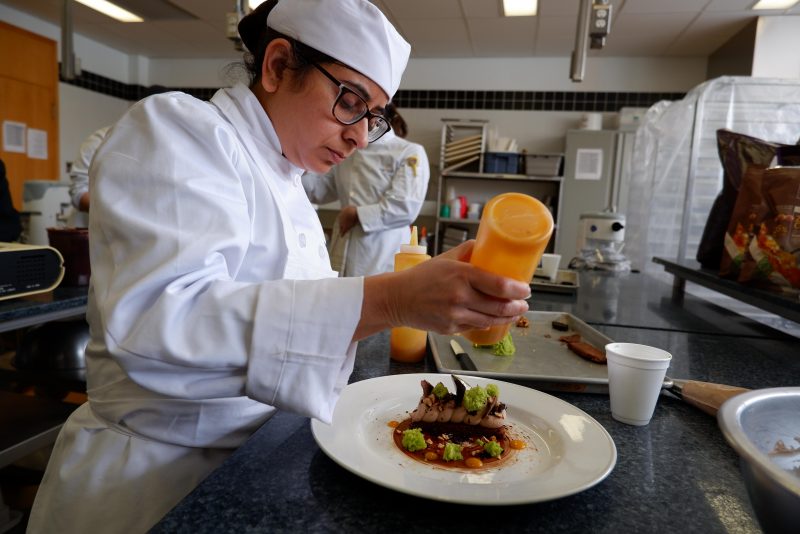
[473,332,516,356]
[483,440,503,458]
[401,428,426,452]
[432,382,449,399]
[463,386,488,412]
[486,384,499,398]
[442,442,463,461]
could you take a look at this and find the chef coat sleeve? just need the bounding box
[69,126,108,209]
[356,142,429,233]
[301,169,338,205]
[89,94,361,423]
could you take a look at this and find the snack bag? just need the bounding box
[704,130,783,272]
[721,166,770,279]
[738,167,800,290]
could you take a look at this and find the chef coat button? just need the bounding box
[298,233,306,248]
[294,174,301,187]
[318,245,326,258]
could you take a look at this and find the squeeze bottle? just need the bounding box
[461,192,554,345]
[389,226,432,362]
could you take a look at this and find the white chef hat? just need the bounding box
[239,0,410,99]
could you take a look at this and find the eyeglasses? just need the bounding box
[312,63,391,143]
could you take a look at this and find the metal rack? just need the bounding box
[434,120,563,254]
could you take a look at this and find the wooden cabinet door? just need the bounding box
[0,22,59,210]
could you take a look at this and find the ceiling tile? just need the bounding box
[460,0,501,18]
[705,0,758,11]
[612,11,699,36]
[665,13,755,56]
[539,0,625,16]
[467,16,537,57]
[381,0,462,19]
[397,18,471,57]
[620,0,710,14]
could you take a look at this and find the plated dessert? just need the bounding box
[389,375,526,470]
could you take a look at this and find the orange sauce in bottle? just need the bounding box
[461,193,553,345]
[390,227,431,362]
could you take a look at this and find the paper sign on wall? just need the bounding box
[575,148,603,180]
[2,121,26,153]
[27,129,48,160]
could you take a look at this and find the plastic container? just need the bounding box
[483,152,521,174]
[390,226,431,362]
[47,228,90,287]
[461,193,554,345]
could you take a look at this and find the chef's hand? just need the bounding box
[336,206,359,236]
[355,240,530,341]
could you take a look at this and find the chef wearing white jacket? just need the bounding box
[28,1,531,532]
[303,108,429,276]
[67,126,109,228]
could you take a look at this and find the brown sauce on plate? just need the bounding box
[390,418,520,470]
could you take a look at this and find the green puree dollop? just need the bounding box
[473,332,515,356]
[402,428,426,452]
[432,382,449,399]
[483,440,503,458]
[486,383,499,398]
[463,386,488,412]
[442,442,463,461]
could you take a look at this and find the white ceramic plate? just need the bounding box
[311,373,617,505]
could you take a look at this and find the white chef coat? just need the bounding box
[67,125,109,228]
[303,130,429,276]
[28,83,363,534]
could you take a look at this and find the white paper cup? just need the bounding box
[605,343,671,426]
[538,253,561,282]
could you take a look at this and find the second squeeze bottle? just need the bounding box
[389,226,432,362]
[461,192,554,345]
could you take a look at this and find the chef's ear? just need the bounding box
[260,38,292,93]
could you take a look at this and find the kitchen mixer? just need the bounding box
[571,211,631,272]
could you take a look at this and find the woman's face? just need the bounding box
[264,60,389,174]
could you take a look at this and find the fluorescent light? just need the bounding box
[75,0,143,22]
[249,0,268,9]
[503,0,538,17]
[751,0,799,9]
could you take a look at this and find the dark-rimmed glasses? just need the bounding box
[312,63,391,143]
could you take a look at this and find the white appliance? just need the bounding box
[0,242,64,300]
[21,180,72,246]
[576,211,629,269]
[555,129,636,268]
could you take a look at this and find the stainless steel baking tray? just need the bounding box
[428,311,612,394]
[531,270,579,295]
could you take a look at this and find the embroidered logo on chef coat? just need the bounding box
[406,156,419,177]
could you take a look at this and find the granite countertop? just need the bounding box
[153,272,800,533]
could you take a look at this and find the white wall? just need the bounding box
[752,16,800,79]
[402,57,707,92]
[58,84,129,181]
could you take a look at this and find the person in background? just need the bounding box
[0,159,21,242]
[303,103,429,276]
[67,125,109,227]
[27,1,530,532]
[68,87,169,228]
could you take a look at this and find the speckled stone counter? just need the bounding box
[0,287,87,333]
[153,272,799,534]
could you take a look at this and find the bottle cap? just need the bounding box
[401,226,427,254]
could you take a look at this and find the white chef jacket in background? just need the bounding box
[303,130,430,276]
[28,83,363,533]
[66,125,109,228]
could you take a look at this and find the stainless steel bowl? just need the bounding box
[717,388,800,534]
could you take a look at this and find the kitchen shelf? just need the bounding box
[434,120,563,254]
[442,170,562,182]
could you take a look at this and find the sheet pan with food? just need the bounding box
[429,311,621,394]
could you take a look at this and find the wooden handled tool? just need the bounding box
[665,379,749,416]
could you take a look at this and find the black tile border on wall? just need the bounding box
[60,65,685,112]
